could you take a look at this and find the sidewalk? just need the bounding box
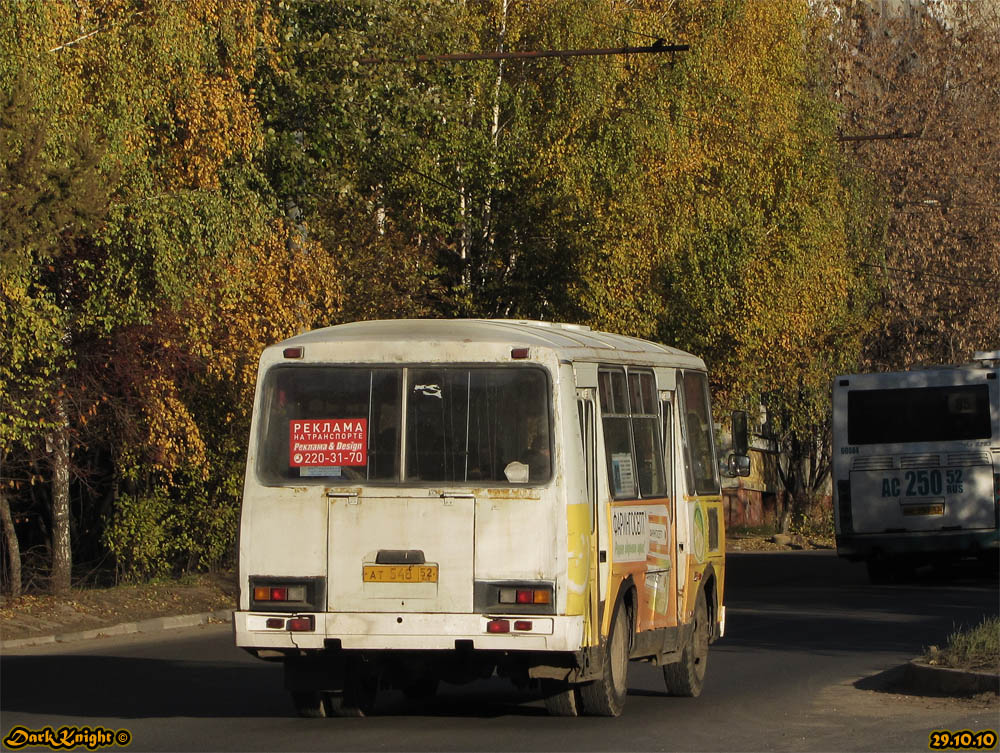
[1,609,232,651]
[0,572,236,650]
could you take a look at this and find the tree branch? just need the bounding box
[49,28,101,53]
[49,9,151,53]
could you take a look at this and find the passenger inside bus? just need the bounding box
[520,434,551,482]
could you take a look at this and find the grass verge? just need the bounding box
[924,617,1000,673]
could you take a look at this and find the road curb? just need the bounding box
[1,609,232,651]
[905,659,1000,696]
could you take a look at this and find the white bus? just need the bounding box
[832,351,1000,582]
[234,319,748,717]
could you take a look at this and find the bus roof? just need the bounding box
[276,319,706,370]
[835,359,999,386]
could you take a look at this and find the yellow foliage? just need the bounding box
[141,372,208,479]
[185,221,344,402]
[31,0,272,191]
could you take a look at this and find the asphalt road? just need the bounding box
[2,552,997,752]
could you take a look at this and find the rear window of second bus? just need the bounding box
[847,384,991,445]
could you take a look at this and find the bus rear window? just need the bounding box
[257,366,550,485]
[847,384,991,445]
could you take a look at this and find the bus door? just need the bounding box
[576,387,603,643]
[575,358,608,644]
[327,487,476,614]
[599,366,670,635]
[654,388,679,629]
[675,370,722,622]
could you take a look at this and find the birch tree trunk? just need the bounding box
[483,0,509,306]
[483,0,509,246]
[49,397,72,593]
[0,487,21,599]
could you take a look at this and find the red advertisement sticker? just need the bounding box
[289,419,368,467]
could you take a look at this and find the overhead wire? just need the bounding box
[860,262,998,288]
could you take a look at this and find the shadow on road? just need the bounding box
[721,552,998,657]
[0,653,576,719]
[1,655,286,719]
[853,664,921,696]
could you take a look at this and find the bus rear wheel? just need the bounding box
[326,670,378,717]
[541,680,581,716]
[291,691,327,718]
[663,588,708,697]
[866,554,911,584]
[579,602,630,717]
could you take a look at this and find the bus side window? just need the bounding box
[630,371,665,497]
[679,371,720,495]
[599,368,665,499]
[599,368,636,499]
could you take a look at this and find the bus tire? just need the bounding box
[579,602,630,717]
[290,691,327,718]
[327,672,378,717]
[663,588,708,697]
[978,552,999,579]
[541,680,581,716]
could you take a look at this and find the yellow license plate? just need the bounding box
[363,564,438,583]
[903,503,944,516]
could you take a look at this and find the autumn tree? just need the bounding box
[0,69,111,594]
[826,0,1000,368]
[259,0,685,321]
[257,0,475,320]
[1,0,342,590]
[625,0,873,529]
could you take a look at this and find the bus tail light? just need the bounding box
[485,582,555,614]
[249,577,324,612]
[500,585,552,606]
[264,616,315,632]
[515,588,550,605]
[286,616,315,632]
[253,585,307,603]
[532,589,551,605]
[485,619,542,634]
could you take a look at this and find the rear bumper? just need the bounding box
[836,529,999,560]
[234,610,585,652]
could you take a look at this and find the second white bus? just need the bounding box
[832,351,1000,582]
